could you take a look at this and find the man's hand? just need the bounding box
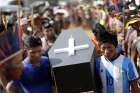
[131,79,138,93]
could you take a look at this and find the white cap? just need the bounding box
[129,3,137,10]
[54,8,69,18]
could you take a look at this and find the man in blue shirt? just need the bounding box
[20,36,53,93]
[96,31,139,93]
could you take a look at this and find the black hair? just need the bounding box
[98,31,118,47]
[93,23,106,33]
[92,23,106,40]
[24,36,42,48]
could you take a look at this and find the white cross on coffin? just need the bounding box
[54,35,89,56]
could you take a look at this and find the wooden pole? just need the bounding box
[16,0,23,48]
[29,0,34,30]
[16,0,21,27]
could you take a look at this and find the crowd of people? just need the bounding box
[0,0,140,93]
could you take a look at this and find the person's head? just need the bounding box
[43,8,54,18]
[130,21,140,31]
[24,36,42,62]
[125,8,129,16]
[42,18,55,40]
[0,50,23,81]
[54,12,64,21]
[63,18,71,29]
[99,31,118,60]
[109,9,116,17]
[93,23,106,40]
[43,27,55,39]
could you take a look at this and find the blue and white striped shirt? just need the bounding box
[96,55,139,93]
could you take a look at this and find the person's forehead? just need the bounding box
[28,46,42,51]
[46,27,54,30]
[44,27,54,32]
[131,22,139,26]
[100,42,115,47]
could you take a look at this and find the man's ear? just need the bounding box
[23,49,28,57]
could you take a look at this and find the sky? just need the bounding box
[0,0,14,6]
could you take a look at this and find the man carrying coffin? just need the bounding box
[20,35,56,93]
[96,31,139,93]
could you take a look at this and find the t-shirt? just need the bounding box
[96,55,139,93]
[10,80,25,93]
[20,56,52,93]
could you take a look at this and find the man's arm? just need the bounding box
[124,39,128,56]
[130,79,138,93]
[130,47,139,93]
[6,82,17,93]
[131,48,138,69]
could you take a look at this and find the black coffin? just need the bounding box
[48,28,96,93]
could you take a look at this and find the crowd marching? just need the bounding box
[0,0,140,93]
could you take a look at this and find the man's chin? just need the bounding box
[31,58,40,62]
[104,55,111,60]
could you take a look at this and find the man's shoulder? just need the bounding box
[22,57,29,64]
[96,56,102,62]
[40,56,50,65]
[41,56,49,61]
[95,56,102,67]
[119,55,132,66]
[118,55,130,61]
[96,55,130,63]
